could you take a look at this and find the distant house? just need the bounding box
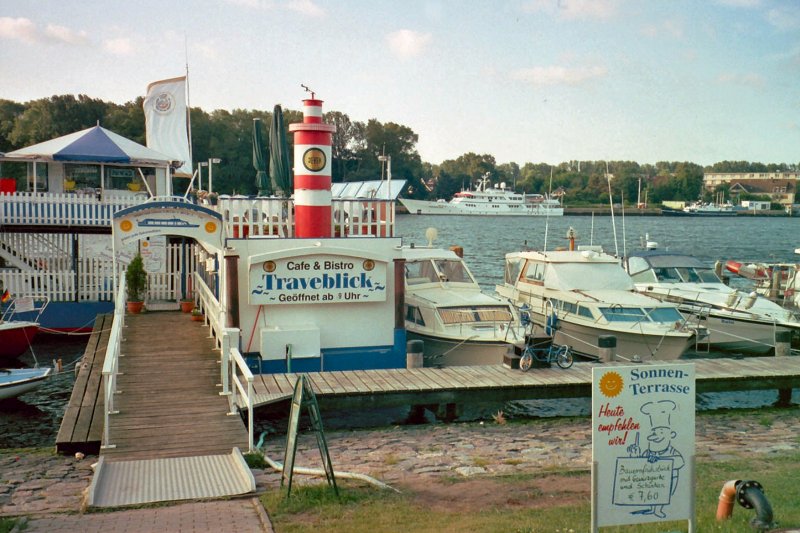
[703,171,798,207]
[727,179,795,207]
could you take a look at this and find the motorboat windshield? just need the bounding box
[405,257,476,285]
[627,253,722,284]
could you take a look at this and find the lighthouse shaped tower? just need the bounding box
[288,98,336,238]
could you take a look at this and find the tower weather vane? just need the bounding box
[300,84,315,99]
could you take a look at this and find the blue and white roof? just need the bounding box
[2,125,176,167]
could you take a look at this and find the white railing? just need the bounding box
[223,327,254,453]
[100,274,126,449]
[0,191,147,226]
[194,270,224,349]
[216,197,397,239]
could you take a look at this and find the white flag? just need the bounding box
[143,76,192,176]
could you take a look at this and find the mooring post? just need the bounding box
[774,329,793,407]
[598,335,616,362]
[407,339,424,368]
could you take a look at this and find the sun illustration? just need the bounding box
[599,371,624,398]
[119,220,133,232]
[205,221,217,233]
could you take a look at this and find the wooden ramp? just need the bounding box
[87,311,253,508]
[243,356,800,411]
[55,313,111,455]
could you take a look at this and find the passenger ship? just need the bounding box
[400,174,563,216]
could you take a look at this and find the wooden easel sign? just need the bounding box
[281,374,338,498]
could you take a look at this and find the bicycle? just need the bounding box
[519,340,574,371]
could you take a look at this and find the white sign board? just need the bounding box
[592,363,695,528]
[249,254,387,305]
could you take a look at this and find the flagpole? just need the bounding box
[184,36,194,191]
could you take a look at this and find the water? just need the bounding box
[0,334,89,448]
[5,214,799,445]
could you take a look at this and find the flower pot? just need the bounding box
[127,301,144,314]
[180,300,195,313]
[191,313,204,322]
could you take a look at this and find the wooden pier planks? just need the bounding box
[56,313,111,455]
[246,356,800,412]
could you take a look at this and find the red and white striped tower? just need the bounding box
[288,98,336,238]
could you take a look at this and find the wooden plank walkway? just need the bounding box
[56,313,111,455]
[101,312,248,461]
[245,355,800,411]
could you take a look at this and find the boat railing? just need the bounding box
[100,273,126,450]
[223,327,254,453]
[215,197,396,239]
[0,191,148,227]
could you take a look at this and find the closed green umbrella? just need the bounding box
[253,118,270,196]
[269,105,292,198]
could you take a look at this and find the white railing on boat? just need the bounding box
[0,191,147,226]
[100,274,126,450]
[223,328,254,453]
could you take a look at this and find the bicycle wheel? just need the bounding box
[519,350,533,372]
[556,345,574,369]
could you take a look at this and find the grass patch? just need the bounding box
[262,451,800,532]
[0,518,20,533]
[244,452,269,469]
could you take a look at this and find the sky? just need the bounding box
[1,0,799,166]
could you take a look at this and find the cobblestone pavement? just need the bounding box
[2,408,798,531]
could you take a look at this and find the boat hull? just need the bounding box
[661,208,736,217]
[697,314,791,354]
[407,331,513,366]
[400,198,563,217]
[0,367,52,400]
[0,323,39,359]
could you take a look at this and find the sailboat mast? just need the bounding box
[184,41,194,174]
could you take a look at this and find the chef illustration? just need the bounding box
[626,399,685,518]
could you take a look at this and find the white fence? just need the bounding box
[100,275,126,449]
[0,191,146,226]
[223,328,254,453]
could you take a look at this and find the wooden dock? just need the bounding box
[57,312,249,458]
[58,312,800,456]
[245,355,800,411]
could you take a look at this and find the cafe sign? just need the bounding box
[591,363,695,530]
[249,254,387,305]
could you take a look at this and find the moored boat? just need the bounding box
[0,366,52,400]
[0,296,48,360]
[402,244,525,366]
[625,251,800,354]
[400,174,563,217]
[496,249,697,361]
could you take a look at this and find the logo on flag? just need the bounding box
[144,76,191,176]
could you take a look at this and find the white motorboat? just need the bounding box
[496,249,696,361]
[403,246,525,366]
[400,174,563,217]
[0,367,52,400]
[625,251,800,354]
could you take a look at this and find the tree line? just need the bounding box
[1,94,796,205]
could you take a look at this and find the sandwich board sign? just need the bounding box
[591,363,695,531]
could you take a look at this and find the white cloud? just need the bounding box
[640,19,684,39]
[717,72,765,89]
[104,37,135,56]
[225,0,272,9]
[522,0,619,20]
[44,24,89,45]
[765,6,800,30]
[0,17,40,43]
[512,65,608,86]
[386,29,432,60]
[286,0,324,17]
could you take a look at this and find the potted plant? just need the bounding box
[191,307,204,321]
[180,298,195,313]
[125,253,147,314]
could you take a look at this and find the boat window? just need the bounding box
[696,268,722,283]
[630,269,657,283]
[599,307,647,322]
[405,261,439,284]
[654,267,681,283]
[675,267,701,283]
[504,257,524,284]
[405,305,425,326]
[438,305,513,324]
[627,256,650,276]
[560,301,578,314]
[523,262,544,282]
[434,259,473,283]
[645,307,683,323]
[577,305,594,319]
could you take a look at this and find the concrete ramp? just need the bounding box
[88,448,255,508]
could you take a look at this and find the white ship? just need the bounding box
[400,174,563,216]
